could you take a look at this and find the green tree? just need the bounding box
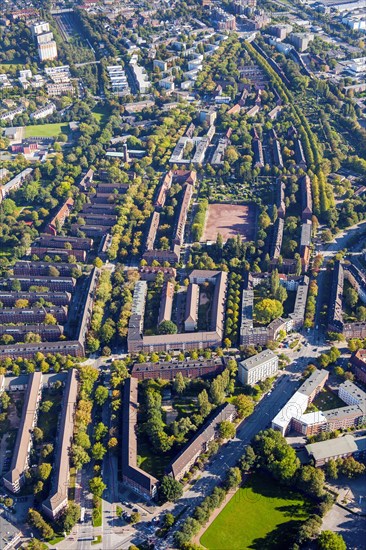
[160,476,183,502]
[324,459,338,480]
[59,502,81,532]
[75,431,91,449]
[130,511,141,524]
[158,320,178,334]
[164,512,175,528]
[225,466,242,489]
[317,531,346,550]
[92,442,107,461]
[38,462,52,481]
[71,444,91,470]
[94,422,108,441]
[219,420,236,440]
[173,372,186,394]
[297,465,325,497]
[252,429,300,482]
[233,394,254,419]
[95,385,109,406]
[89,476,106,497]
[254,299,283,324]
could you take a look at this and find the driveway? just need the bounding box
[321,504,366,550]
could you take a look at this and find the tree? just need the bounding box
[92,442,107,461]
[89,476,106,497]
[317,531,346,550]
[71,444,91,470]
[160,476,183,502]
[75,431,91,449]
[164,513,175,528]
[158,320,178,334]
[44,313,57,325]
[219,420,236,440]
[59,502,81,532]
[344,287,358,308]
[233,394,254,419]
[95,385,109,406]
[173,372,186,394]
[93,257,103,268]
[94,422,108,441]
[252,429,300,482]
[198,389,212,418]
[225,466,242,489]
[108,437,118,449]
[28,509,54,540]
[254,299,283,324]
[324,459,338,480]
[339,456,365,478]
[40,400,53,413]
[297,515,322,544]
[130,511,141,524]
[240,445,257,472]
[38,462,52,481]
[33,427,44,443]
[297,465,325,497]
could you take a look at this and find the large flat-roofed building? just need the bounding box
[168,403,236,481]
[239,349,278,386]
[3,371,43,493]
[306,434,366,466]
[121,378,159,498]
[42,369,78,519]
[272,369,329,435]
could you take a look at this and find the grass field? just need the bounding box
[24,123,69,138]
[200,475,311,550]
[312,387,346,411]
[92,105,109,125]
[138,438,172,478]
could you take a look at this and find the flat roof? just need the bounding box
[240,349,277,371]
[272,391,308,430]
[306,434,357,461]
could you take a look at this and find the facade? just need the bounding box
[168,402,236,480]
[3,372,43,493]
[131,357,224,381]
[38,40,57,61]
[42,369,78,519]
[351,349,366,384]
[121,378,159,498]
[239,349,278,386]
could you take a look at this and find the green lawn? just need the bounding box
[312,387,346,411]
[24,123,69,138]
[200,475,311,550]
[92,105,109,125]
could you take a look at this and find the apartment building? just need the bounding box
[0,169,33,202]
[0,306,67,324]
[158,282,174,325]
[14,261,76,277]
[351,348,366,384]
[36,234,93,251]
[139,266,177,282]
[168,403,236,480]
[301,175,313,222]
[0,324,63,342]
[184,283,199,332]
[121,378,159,498]
[3,372,43,492]
[0,340,83,360]
[131,357,224,381]
[45,197,74,236]
[42,369,78,519]
[30,103,56,120]
[0,291,71,307]
[6,276,76,292]
[239,349,278,386]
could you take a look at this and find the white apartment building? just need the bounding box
[37,31,54,45]
[31,21,49,37]
[38,40,58,61]
[239,349,278,386]
[30,102,56,120]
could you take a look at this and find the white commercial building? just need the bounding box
[238,349,278,386]
[31,21,50,37]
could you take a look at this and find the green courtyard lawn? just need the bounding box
[200,474,311,550]
[24,123,69,138]
[312,387,346,411]
[138,438,173,479]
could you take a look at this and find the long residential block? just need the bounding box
[42,369,78,519]
[3,372,43,492]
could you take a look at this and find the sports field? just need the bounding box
[200,475,310,549]
[24,123,69,138]
[202,203,256,243]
